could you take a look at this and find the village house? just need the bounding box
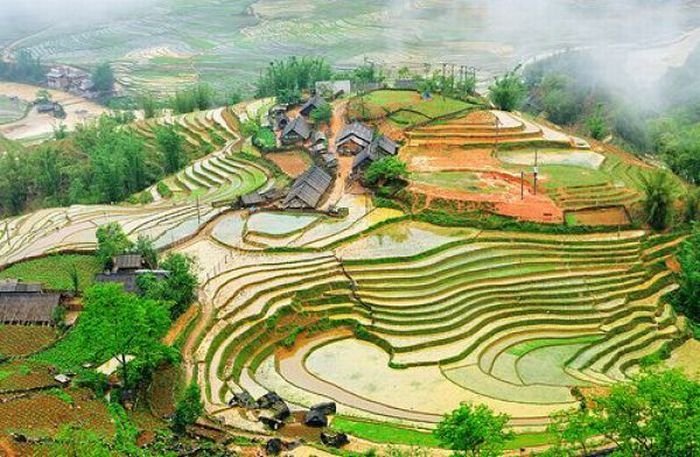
[282,166,332,209]
[309,130,328,155]
[281,116,311,145]
[95,254,168,294]
[352,135,399,172]
[46,66,95,95]
[0,279,61,325]
[268,105,290,131]
[299,94,328,117]
[336,122,374,155]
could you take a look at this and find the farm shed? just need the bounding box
[281,116,311,145]
[112,254,145,273]
[240,191,265,207]
[0,292,61,325]
[312,131,327,146]
[283,166,332,209]
[321,153,338,168]
[0,279,43,293]
[299,94,328,117]
[336,122,373,155]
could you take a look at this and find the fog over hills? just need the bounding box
[1,0,699,92]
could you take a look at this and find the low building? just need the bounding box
[336,122,374,155]
[95,254,168,294]
[47,67,68,90]
[283,166,332,209]
[315,80,352,99]
[0,279,61,325]
[299,95,328,117]
[281,116,311,145]
[352,135,399,172]
[321,152,338,169]
[46,66,94,94]
[240,191,265,208]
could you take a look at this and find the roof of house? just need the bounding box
[376,135,399,155]
[47,68,66,78]
[0,293,61,324]
[352,148,372,170]
[283,166,332,209]
[241,191,265,206]
[312,131,327,144]
[0,279,43,293]
[300,95,328,114]
[113,254,144,272]
[310,143,328,154]
[321,153,338,166]
[282,116,311,140]
[336,122,373,146]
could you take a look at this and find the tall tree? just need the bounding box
[92,62,115,93]
[156,125,185,174]
[95,222,133,268]
[640,171,674,230]
[434,403,513,457]
[489,68,526,112]
[674,224,700,322]
[172,382,204,433]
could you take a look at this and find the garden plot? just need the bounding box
[0,95,28,124]
[246,212,319,236]
[496,149,605,170]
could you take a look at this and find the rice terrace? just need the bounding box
[1,1,700,456]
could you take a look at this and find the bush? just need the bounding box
[252,127,277,151]
[489,68,526,111]
[156,181,173,198]
[173,382,204,433]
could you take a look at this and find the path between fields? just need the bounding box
[163,303,199,346]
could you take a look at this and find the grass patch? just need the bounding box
[331,416,555,450]
[331,416,441,447]
[0,254,102,292]
[507,335,604,357]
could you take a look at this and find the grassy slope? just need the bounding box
[0,254,101,292]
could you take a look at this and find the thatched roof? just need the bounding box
[0,279,42,293]
[0,293,60,324]
[283,166,332,209]
[113,254,144,272]
[281,116,311,140]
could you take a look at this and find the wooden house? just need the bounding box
[281,116,311,145]
[283,166,332,209]
[336,122,373,155]
[299,95,328,117]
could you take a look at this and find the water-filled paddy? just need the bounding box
[247,211,318,236]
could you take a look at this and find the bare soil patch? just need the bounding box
[565,207,630,226]
[0,326,59,357]
[0,360,57,393]
[266,151,312,178]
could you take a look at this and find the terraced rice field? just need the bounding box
[187,214,687,431]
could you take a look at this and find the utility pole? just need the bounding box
[521,171,525,200]
[196,196,201,226]
[533,168,538,195]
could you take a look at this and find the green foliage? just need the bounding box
[332,417,440,447]
[135,235,158,269]
[586,103,608,140]
[170,84,214,114]
[674,224,700,322]
[544,370,700,457]
[139,253,198,319]
[434,403,513,457]
[109,403,142,456]
[35,284,173,386]
[47,387,74,405]
[640,171,674,230]
[489,68,526,112]
[48,426,114,457]
[365,157,408,187]
[96,222,133,268]
[252,127,277,151]
[310,103,333,124]
[0,50,44,84]
[92,63,115,93]
[156,181,173,199]
[155,125,185,174]
[241,119,260,138]
[138,93,159,119]
[172,382,204,433]
[256,56,332,103]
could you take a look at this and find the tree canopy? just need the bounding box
[434,403,513,457]
[489,69,526,112]
[673,224,700,323]
[96,222,133,268]
[255,56,332,104]
[365,157,408,187]
[139,253,198,319]
[640,171,674,231]
[92,62,115,93]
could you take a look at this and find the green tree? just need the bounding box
[172,382,204,433]
[139,253,197,318]
[587,104,608,140]
[489,68,526,112]
[674,225,700,322]
[434,403,513,457]
[545,370,700,457]
[138,93,158,119]
[640,171,674,231]
[364,156,408,187]
[95,222,133,268]
[135,235,158,270]
[92,62,115,93]
[256,56,332,102]
[310,103,332,124]
[155,125,185,174]
[36,89,52,103]
[75,284,171,388]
